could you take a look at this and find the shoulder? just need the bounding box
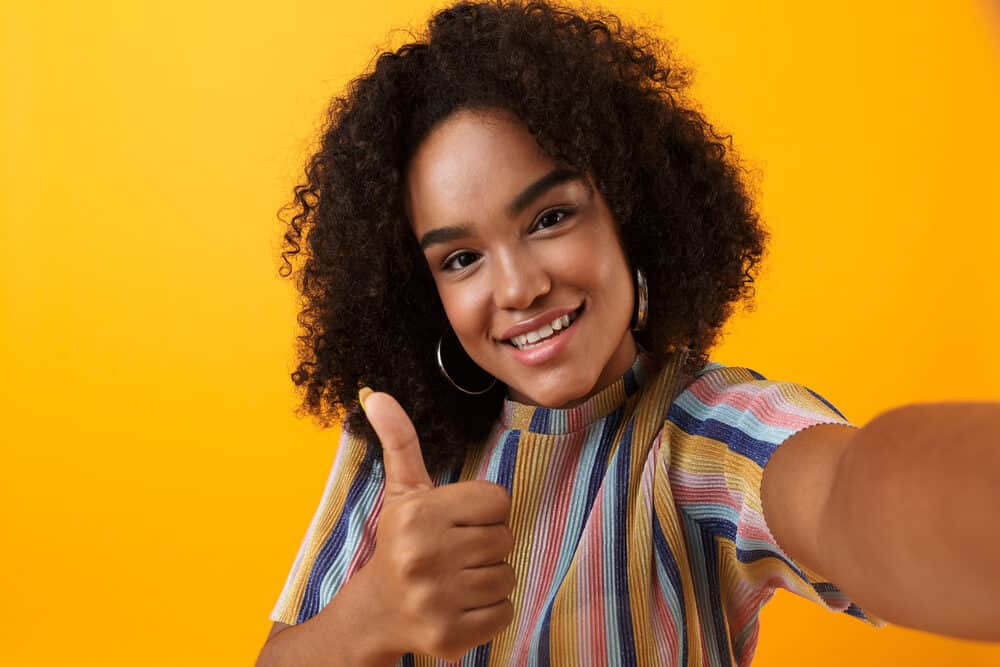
[648,359,854,481]
[665,361,851,441]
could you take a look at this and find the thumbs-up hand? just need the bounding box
[360,389,515,662]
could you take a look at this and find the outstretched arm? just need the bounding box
[762,403,1000,641]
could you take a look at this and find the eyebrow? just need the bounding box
[418,167,585,251]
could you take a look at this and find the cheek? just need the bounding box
[437,279,491,339]
[554,230,630,291]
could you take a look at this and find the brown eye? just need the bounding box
[442,250,480,271]
[532,208,573,232]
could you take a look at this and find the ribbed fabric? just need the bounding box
[271,350,886,665]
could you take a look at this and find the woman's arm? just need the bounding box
[255,563,403,667]
[763,403,1000,641]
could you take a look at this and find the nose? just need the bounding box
[491,247,551,311]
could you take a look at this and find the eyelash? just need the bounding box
[440,207,576,272]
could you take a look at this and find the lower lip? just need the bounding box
[506,308,582,366]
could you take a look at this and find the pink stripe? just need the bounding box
[343,488,383,579]
[669,470,737,506]
[687,380,841,429]
[510,440,579,661]
[578,493,607,663]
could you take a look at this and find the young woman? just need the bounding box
[256,1,1000,664]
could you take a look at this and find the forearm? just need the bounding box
[256,566,404,667]
[822,402,1000,640]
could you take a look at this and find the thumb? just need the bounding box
[360,388,434,496]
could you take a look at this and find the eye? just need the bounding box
[442,250,480,272]
[532,208,574,232]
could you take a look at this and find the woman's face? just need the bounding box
[405,108,637,408]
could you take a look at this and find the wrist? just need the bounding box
[334,564,406,666]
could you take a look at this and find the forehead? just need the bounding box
[405,109,557,233]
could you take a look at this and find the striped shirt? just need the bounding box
[270,349,886,665]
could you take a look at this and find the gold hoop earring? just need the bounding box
[436,329,497,395]
[631,267,648,332]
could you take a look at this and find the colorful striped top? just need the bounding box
[270,349,886,665]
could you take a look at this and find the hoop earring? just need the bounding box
[436,329,497,395]
[631,266,648,332]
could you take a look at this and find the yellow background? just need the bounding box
[3,0,999,664]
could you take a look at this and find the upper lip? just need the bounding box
[497,305,581,341]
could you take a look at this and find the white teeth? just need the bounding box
[508,311,578,350]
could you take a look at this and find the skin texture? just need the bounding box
[763,407,1000,643]
[405,108,637,408]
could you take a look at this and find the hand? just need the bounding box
[360,390,515,661]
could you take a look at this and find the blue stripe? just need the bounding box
[495,430,520,494]
[670,389,802,447]
[735,545,810,579]
[298,463,379,622]
[652,514,687,666]
[612,418,638,665]
[700,519,735,662]
[315,469,383,611]
[623,365,639,395]
[667,404,779,468]
[464,640,491,666]
[529,407,551,433]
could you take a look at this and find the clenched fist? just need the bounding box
[360,389,515,661]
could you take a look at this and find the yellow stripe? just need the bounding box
[272,429,368,623]
[488,430,556,664]
[549,557,579,665]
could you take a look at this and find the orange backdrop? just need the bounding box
[2,0,999,664]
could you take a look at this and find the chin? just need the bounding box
[513,376,595,408]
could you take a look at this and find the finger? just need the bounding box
[361,389,433,496]
[445,524,514,567]
[457,598,515,647]
[453,563,516,610]
[435,480,511,526]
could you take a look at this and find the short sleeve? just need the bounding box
[269,425,385,625]
[665,363,888,629]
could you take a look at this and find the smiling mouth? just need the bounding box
[503,305,583,350]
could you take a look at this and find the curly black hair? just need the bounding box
[278,0,767,477]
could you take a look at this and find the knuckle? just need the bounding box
[394,547,434,581]
[395,497,433,530]
[400,583,439,621]
[425,625,462,660]
[410,585,438,614]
